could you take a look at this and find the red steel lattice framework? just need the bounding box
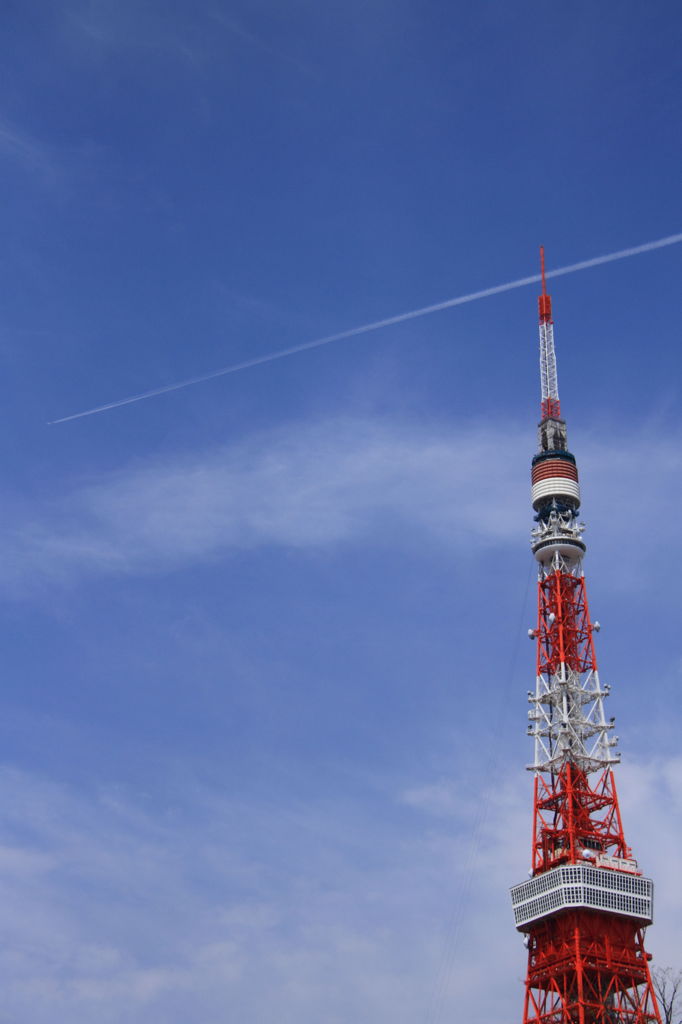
[510,250,661,1024]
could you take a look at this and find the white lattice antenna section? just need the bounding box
[538,246,561,420]
[527,531,620,775]
[539,320,559,405]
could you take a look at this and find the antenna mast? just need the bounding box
[538,246,560,421]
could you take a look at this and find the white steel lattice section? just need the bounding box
[527,540,619,775]
[539,321,559,403]
[510,865,654,929]
[528,661,619,774]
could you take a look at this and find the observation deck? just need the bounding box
[510,864,654,931]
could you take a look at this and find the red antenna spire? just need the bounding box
[538,245,552,324]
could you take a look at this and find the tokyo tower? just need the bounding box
[509,249,662,1024]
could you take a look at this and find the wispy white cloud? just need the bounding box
[0,765,505,1022]
[0,751,675,1023]
[4,414,682,592]
[5,417,527,589]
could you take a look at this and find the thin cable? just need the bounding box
[49,232,682,424]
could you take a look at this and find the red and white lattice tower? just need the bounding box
[509,249,662,1024]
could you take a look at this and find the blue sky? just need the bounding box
[1,1,681,1020]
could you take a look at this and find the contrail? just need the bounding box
[50,232,682,425]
